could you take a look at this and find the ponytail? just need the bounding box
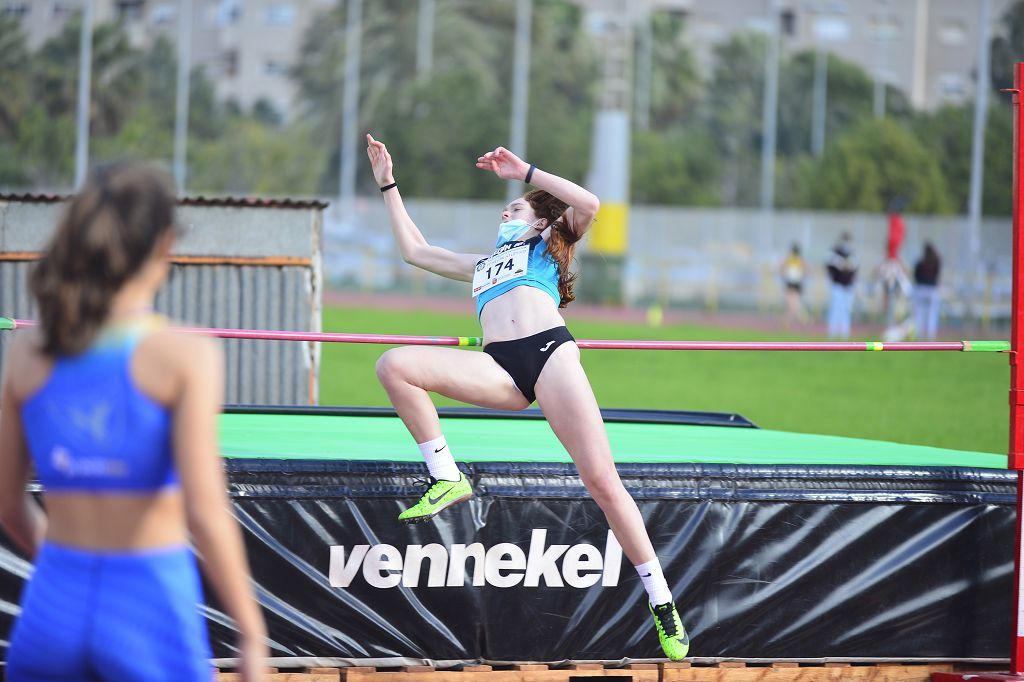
[30,162,176,356]
[523,188,581,308]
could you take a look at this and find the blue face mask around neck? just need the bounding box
[497,219,542,244]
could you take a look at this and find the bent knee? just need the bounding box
[376,348,419,386]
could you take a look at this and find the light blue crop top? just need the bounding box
[20,320,178,493]
[475,234,561,318]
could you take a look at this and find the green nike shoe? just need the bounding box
[650,601,690,661]
[398,473,473,524]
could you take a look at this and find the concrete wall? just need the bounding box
[0,197,324,405]
[327,198,1012,324]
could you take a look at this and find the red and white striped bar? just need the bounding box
[2,318,1007,352]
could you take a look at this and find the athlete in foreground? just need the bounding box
[366,134,689,660]
[0,162,267,680]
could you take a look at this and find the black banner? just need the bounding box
[2,461,1017,664]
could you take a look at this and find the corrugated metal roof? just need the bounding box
[0,192,329,210]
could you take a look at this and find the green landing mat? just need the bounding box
[219,410,1004,469]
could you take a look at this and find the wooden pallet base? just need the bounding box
[216,663,965,682]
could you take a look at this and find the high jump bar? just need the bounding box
[0,317,1008,352]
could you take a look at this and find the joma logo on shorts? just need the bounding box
[329,529,622,589]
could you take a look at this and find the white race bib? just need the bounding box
[472,244,529,297]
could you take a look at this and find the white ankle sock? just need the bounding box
[635,558,673,606]
[418,436,461,481]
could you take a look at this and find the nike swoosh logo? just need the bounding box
[641,572,652,577]
[539,340,555,352]
[434,445,446,453]
[428,485,455,505]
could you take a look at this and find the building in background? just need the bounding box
[620,0,1015,111]
[1,0,1015,118]
[5,0,329,121]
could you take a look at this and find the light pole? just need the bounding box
[759,0,780,211]
[74,0,94,189]
[173,0,192,193]
[339,0,363,225]
[811,47,827,157]
[966,0,992,321]
[581,0,632,304]
[810,4,847,157]
[873,9,889,118]
[416,0,434,85]
[507,0,532,202]
[635,5,652,132]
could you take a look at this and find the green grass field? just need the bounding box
[321,304,1008,455]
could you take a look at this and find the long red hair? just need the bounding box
[524,189,581,308]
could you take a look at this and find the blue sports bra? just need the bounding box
[20,318,178,493]
[475,234,561,319]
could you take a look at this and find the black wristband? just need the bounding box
[525,164,536,184]
[379,182,398,192]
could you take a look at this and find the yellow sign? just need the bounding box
[588,202,628,255]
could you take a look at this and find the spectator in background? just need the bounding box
[779,243,808,328]
[878,208,911,331]
[913,242,942,340]
[826,233,858,338]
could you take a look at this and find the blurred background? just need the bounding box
[2,0,1023,450]
[3,0,1022,322]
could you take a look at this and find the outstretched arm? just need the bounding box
[476,147,600,237]
[366,134,484,282]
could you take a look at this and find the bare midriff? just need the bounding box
[480,285,566,345]
[42,489,188,551]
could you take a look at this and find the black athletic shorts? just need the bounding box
[483,326,575,404]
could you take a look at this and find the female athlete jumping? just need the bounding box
[366,134,689,660]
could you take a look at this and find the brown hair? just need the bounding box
[31,161,177,356]
[523,188,581,308]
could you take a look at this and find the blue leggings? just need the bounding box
[6,542,213,682]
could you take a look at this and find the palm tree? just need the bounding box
[291,0,511,194]
[32,17,143,137]
[0,17,30,140]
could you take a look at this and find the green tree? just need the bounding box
[10,17,147,187]
[122,35,228,142]
[909,100,1013,216]
[189,117,327,195]
[631,125,721,205]
[909,104,971,212]
[643,9,700,131]
[0,17,30,140]
[0,17,31,186]
[352,68,507,198]
[705,33,766,206]
[32,19,143,136]
[291,0,597,198]
[777,50,910,157]
[11,103,77,188]
[293,0,508,194]
[92,104,174,165]
[983,102,1014,215]
[809,118,954,213]
[521,0,597,190]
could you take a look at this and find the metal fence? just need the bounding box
[0,196,325,405]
